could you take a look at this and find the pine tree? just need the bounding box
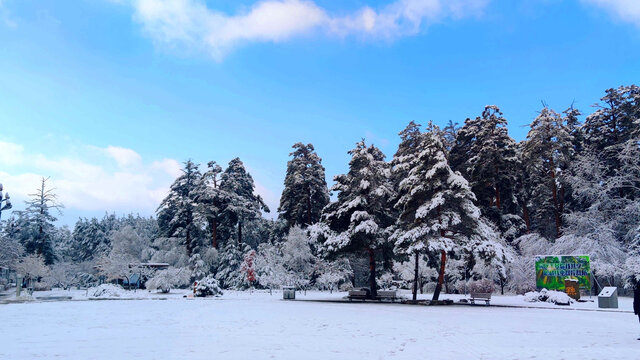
[22,177,63,265]
[583,85,640,182]
[278,143,330,228]
[521,107,574,239]
[195,161,227,249]
[393,129,495,301]
[157,160,203,257]
[220,158,269,245]
[315,140,395,299]
[449,106,524,241]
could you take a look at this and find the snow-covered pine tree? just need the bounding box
[220,158,269,245]
[582,85,639,182]
[520,107,574,239]
[195,161,227,249]
[69,217,108,262]
[157,160,203,257]
[393,127,506,301]
[391,121,423,192]
[215,241,252,289]
[278,143,330,228]
[22,177,63,265]
[449,106,524,241]
[441,120,460,152]
[316,140,395,299]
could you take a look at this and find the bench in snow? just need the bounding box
[376,290,397,302]
[348,290,369,301]
[470,292,491,305]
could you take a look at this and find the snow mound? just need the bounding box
[194,275,223,297]
[523,288,573,305]
[88,284,127,298]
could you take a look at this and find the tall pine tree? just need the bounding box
[315,140,395,299]
[278,143,330,228]
[157,160,202,257]
[521,107,573,239]
[22,177,63,265]
[220,158,269,245]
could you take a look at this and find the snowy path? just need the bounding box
[2,293,639,360]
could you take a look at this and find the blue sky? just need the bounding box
[0,0,639,225]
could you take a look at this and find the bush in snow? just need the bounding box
[32,281,51,291]
[146,267,191,293]
[88,284,126,298]
[469,278,495,294]
[194,275,223,297]
[523,289,573,305]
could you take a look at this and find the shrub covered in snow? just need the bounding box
[194,275,223,297]
[469,278,495,294]
[32,281,51,291]
[523,288,573,305]
[146,267,190,293]
[88,284,127,298]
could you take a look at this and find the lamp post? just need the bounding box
[0,183,12,221]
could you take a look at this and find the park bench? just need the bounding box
[469,292,491,305]
[376,290,397,302]
[348,289,369,301]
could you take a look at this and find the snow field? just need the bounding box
[1,291,639,360]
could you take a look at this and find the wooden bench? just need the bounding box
[377,290,397,302]
[348,290,369,301]
[470,292,491,305]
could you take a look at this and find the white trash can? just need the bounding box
[597,286,618,309]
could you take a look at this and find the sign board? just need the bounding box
[535,255,590,291]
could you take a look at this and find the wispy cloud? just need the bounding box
[0,140,279,222]
[582,0,640,26]
[0,140,180,217]
[123,0,489,60]
[0,0,17,28]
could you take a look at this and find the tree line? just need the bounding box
[1,84,638,295]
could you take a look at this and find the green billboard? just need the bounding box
[535,255,590,291]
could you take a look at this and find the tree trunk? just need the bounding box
[522,202,531,233]
[238,221,243,245]
[494,182,501,209]
[412,252,419,301]
[368,248,377,299]
[549,159,561,238]
[432,250,447,301]
[306,186,312,226]
[186,229,192,257]
[209,218,218,249]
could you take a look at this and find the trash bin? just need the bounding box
[283,286,295,300]
[597,286,618,309]
[564,279,580,300]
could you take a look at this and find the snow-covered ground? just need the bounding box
[1,290,638,359]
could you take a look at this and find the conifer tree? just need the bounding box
[195,161,227,249]
[583,85,640,181]
[278,143,330,228]
[157,160,202,257]
[22,177,63,264]
[521,107,574,239]
[449,106,524,240]
[315,140,395,299]
[393,129,495,301]
[220,158,269,245]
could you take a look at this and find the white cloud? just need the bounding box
[105,146,143,168]
[151,158,183,178]
[126,0,489,60]
[0,0,17,28]
[0,141,24,166]
[0,141,178,218]
[582,0,640,26]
